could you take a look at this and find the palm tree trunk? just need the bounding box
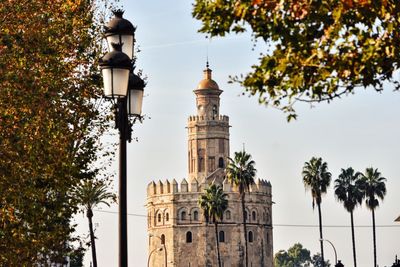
[215,221,222,267]
[87,209,97,267]
[372,209,377,267]
[241,193,248,267]
[350,210,357,267]
[317,203,325,267]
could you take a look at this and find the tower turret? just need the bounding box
[187,64,230,181]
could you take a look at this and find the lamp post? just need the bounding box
[320,239,337,265]
[149,234,167,267]
[147,247,163,267]
[100,10,145,267]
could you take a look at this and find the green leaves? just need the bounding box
[193,0,400,120]
[274,243,330,267]
[226,150,257,195]
[359,167,387,210]
[198,184,228,223]
[334,167,364,213]
[302,157,332,208]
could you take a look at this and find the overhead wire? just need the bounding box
[93,209,400,228]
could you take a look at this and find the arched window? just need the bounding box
[225,210,231,220]
[181,211,187,221]
[186,231,192,243]
[219,231,225,243]
[161,234,165,245]
[212,105,217,119]
[244,211,248,222]
[218,157,224,168]
[193,210,199,221]
[248,231,253,243]
[166,213,169,222]
[157,213,162,223]
[252,211,256,221]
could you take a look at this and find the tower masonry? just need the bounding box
[146,65,273,267]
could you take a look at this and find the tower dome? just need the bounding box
[196,63,219,90]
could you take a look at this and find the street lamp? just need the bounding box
[149,234,167,267]
[104,10,135,59]
[147,247,163,267]
[127,71,145,117]
[100,10,145,267]
[100,43,131,98]
[320,239,337,265]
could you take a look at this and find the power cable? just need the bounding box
[93,209,400,228]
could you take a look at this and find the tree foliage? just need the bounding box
[334,167,364,213]
[274,243,330,267]
[359,167,387,267]
[302,157,331,209]
[360,167,387,211]
[74,179,116,267]
[226,150,257,267]
[311,253,330,267]
[334,167,364,267]
[302,157,331,266]
[198,183,228,224]
[193,0,400,120]
[198,183,228,267]
[0,0,115,264]
[226,150,257,196]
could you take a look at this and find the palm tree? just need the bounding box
[74,179,116,267]
[226,150,256,267]
[302,157,331,267]
[198,184,228,267]
[360,167,387,267]
[334,167,364,267]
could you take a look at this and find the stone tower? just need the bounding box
[146,65,273,267]
[187,63,230,182]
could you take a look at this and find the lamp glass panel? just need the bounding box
[128,89,143,116]
[121,35,134,59]
[106,35,120,52]
[106,35,134,59]
[102,68,129,98]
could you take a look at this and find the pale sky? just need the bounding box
[75,1,400,266]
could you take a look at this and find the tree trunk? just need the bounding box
[87,209,97,267]
[241,193,248,267]
[317,202,325,267]
[215,221,222,267]
[372,209,377,267]
[350,211,357,267]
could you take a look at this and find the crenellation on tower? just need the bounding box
[165,179,171,194]
[180,178,188,192]
[146,65,273,267]
[157,180,164,194]
[189,177,199,192]
[147,181,156,196]
[147,177,272,197]
[171,179,178,193]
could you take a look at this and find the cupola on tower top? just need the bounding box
[196,62,220,90]
[193,63,223,118]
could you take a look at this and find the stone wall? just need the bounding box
[146,178,273,267]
